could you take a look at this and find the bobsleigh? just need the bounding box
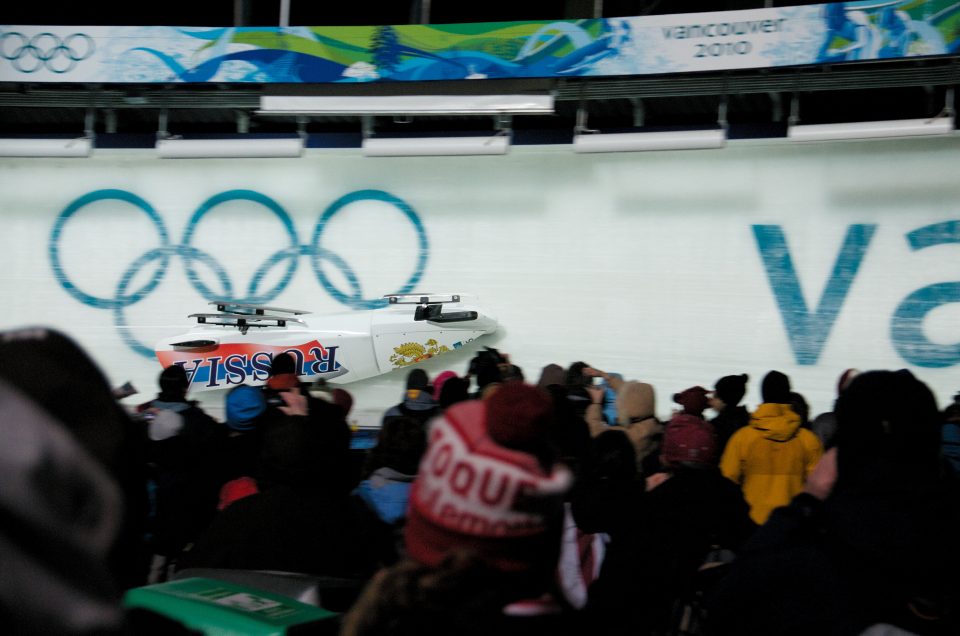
[154,293,497,392]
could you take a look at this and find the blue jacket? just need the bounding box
[354,467,415,525]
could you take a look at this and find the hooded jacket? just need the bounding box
[708,371,960,636]
[586,379,663,471]
[719,403,822,524]
[382,388,439,426]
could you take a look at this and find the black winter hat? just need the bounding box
[834,369,941,486]
[439,377,469,410]
[468,347,506,390]
[406,368,430,391]
[761,370,791,404]
[159,364,188,396]
[269,352,297,376]
[714,374,748,407]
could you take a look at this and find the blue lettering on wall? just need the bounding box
[753,224,876,365]
[891,221,960,369]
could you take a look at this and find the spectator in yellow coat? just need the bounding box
[720,370,823,524]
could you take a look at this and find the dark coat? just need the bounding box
[706,481,960,636]
[711,404,751,454]
[382,389,439,427]
[144,399,225,556]
[179,411,386,578]
[177,485,384,578]
[574,466,755,636]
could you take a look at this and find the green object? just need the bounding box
[122,577,339,635]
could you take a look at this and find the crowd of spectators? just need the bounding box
[1,328,959,635]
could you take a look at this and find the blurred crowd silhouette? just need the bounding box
[1,329,958,635]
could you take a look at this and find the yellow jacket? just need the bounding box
[719,403,823,524]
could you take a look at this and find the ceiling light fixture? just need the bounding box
[787,89,955,142]
[153,108,305,158]
[0,136,93,158]
[360,113,512,157]
[155,137,305,159]
[0,108,95,158]
[573,128,727,153]
[787,116,954,141]
[362,133,509,157]
[573,99,728,153]
[258,94,553,116]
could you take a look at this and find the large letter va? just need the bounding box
[753,224,875,365]
[891,221,960,368]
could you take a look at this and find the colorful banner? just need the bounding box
[1,1,958,84]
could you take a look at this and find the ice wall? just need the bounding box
[2,137,958,423]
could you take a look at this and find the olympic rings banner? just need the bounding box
[1,138,959,423]
[1,1,958,83]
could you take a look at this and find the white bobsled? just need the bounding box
[154,293,497,391]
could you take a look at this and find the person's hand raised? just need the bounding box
[278,387,308,417]
[804,447,838,501]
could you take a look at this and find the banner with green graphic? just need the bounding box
[1,1,958,84]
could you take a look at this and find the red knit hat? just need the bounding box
[266,374,299,390]
[217,476,259,510]
[405,394,572,580]
[432,370,458,401]
[673,386,710,416]
[661,414,717,467]
[267,352,299,389]
[485,382,553,450]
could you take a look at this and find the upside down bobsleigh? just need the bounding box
[154,293,497,391]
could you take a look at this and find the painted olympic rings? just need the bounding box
[49,188,429,357]
[0,31,95,73]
